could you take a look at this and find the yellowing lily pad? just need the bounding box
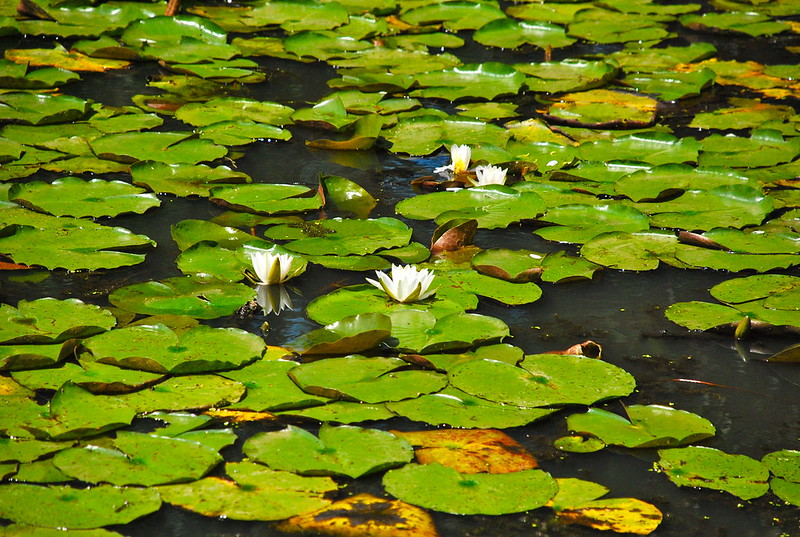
[543,89,658,128]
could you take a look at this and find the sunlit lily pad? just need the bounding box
[289,355,447,403]
[84,323,264,375]
[536,204,650,244]
[383,463,557,514]
[266,217,412,256]
[53,431,222,486]
[449,354,636,407]
[131,161,252,197]
[175,97,294,127]
[244,0,350,32]
[4,45,130,72]
[396,186,546,229]
[400,1,506,31]
[412,62,526,101]
[622,68,715,101]
[381,114,510,155]
[222,357,328,412]
[0,298,115,344]
[89,132,227,164]
[566,405,715,448]
[285,313,391,355]
[0,59,79,89]
[698,129,800,168]
[158,461,338,521]
[114,375,246,414]
[576,132,701,165]
[568,10,671,44]
[244,423,413,478]
[9,177,160,218]
[0,92,90,126]
[209,183,323,215]
[12,361,163,394]
[762,450,800,506]
[474,18,575,49]
[516,59,617,93]
[278,401,396,423]
[108,276,255,319]
[0,342,74,371]
[657,446,770,500]
[544,89,658,128]
[680,12,789,37]
[389,310,510,353]
[614,164,756,202]
[0,483,161,529]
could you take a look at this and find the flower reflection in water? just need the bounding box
[256,284,294,316]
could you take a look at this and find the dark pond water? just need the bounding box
[2,6,800,537]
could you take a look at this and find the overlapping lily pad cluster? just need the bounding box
[1,0,799,534]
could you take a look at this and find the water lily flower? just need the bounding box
[366,264,438,303]
[247,248,307,285]
[256,284,294,316]
[434,144,471,175]
[469,164,507,187]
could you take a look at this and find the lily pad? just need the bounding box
[0,92,90,125]
[382,463,557,514]
[0,484,161,529]
[566,405,715,448]
[657,446,770,500]
[543,89,658,128]
[209,183,323,215]
[0,298,115,344]
[285,313,391,355]
[222,358,328,412]
[412,62,526,101]
[389,310,510,353]
[288,355,448,403]
[53,431,222,486]
[244,423,413,478]
[130,161,252,197]
[474,18,576,50]
[108,276,255,319]
[84,323,265,375]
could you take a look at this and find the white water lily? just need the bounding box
[247,248,307,285]
[434,144,471,175]
[366,264,438,303]
[256,284,293,316]
[469,164,507,187]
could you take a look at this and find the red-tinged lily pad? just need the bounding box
[566,405,715,449]
[0,483,161,529]
[382,463,557,515]
[277,493,439,537]
[391,428,538,474]
[243,423,413,478]
[84,323,265,375]
[657,446,770,500]
[158,461,338,521]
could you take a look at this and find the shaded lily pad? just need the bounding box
[285,313,391,355]
[157,461,338,521]
[0,484,161,529]
[657,446,770,500]
[289,355,447,403]
[244,423,413,478]
[84,324,265,375]
[53,431,222,486]
[382,463,557,514]
[0,341,75,371]
[566,405,715,448]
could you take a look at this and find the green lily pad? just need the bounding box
[171,219,260,251]
[130,161,252,197]
[84,324,265,375]
[698,129,800,168]
[657,446,770,500]
[288,355,448,403]
[53,431,222,486]
[576,132,701,165]
[614,163,756,201]
[474,18,575,49]
[622,68,716,101]
[209,183,323,215]
[114,375,246,414]
[680,11,789,37]
[387,386,557,428]
[566,405,715,448]
[245,0,350,32]
[449,354,636,407]
[0,438,73,464]
[175,97,294,127]
[108,276,255,319]
[0,483,161,529]
[544,89,658,128]
[157,461,338,521]
[400,1,506,31]
[0,59,79,89]
[396,186,546,229]
[89,131,227,165]
[197,120,291,145]
[9,177,160,218]
[278,401,396,423]
[471,248,600,283]
[320,174,377,218]
[286,313,391,355]
[222,358,328,412]
[0,92,90,126]
[266,217,412,256]
[381,114,510,155]
[0,298,115,344]
[536,204,650,244]
[382,463,557,514]
[122,15,227,48]
[389,310,510,353]
[13,361,164,394]
[412,62,527,101]
[243,423,413,478]
[568,10,671,44]
[689,98,797,130]
[516,59,617,93]
[0,341,75,371]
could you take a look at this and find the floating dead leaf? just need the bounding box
[204,409,277,423]
[557,498,663,535]
[677,230,730,251]
[431,218,477,255]
[16,0,55,20]
[0,261,31,270]
[548,340,602,359]
[278,493,439,537]
[391,428,538,474]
